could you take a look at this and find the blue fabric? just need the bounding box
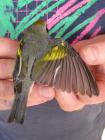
[0,100,105,140]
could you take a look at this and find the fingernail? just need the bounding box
[39,87,54,98]
[82,46,97,62]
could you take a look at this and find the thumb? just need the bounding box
[79,41,105,65]
[55,89,85,112]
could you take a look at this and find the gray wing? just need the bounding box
[30,47,99,97]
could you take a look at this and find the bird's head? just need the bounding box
[24,20,47,35]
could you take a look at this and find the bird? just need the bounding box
[8,20,99,124]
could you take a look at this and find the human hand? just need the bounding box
[55,35,105,111]
[0,37,55,110]
[1,35,105,112]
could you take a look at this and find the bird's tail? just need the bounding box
[8,93,28,124]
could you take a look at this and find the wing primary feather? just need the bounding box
[41,61,54,85]
[63,55,68,92]
[68,51,72,93]
[42,47,59,86]
[45,60,58,85]
[81,59,99,96]
[77,55,95,97]
[66,54,71,93]
[53,59,62,90]
[52,60,61,84]
[53,48,64,90]
[70,47,86,95]
[37,46,59,86]
[38,61,52,84]
[49,53,62,87]
[59,47,69,92]
[79,61,92,96]
[74,56,85,95]
[71,56,78,93]
[47,47,61,86]
[65,54,69,93]
[69,49,77,94]
[60,56,66,91]
[70,48,92,96]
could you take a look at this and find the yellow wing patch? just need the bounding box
[17,47,22,56]
[17,40,23,56]
[43,46,67,61]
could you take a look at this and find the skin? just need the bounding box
[0,35,105,111]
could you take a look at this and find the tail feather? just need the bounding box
[8,94,28,124]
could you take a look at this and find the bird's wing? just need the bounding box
[30,45,99,97]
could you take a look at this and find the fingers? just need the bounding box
[80,42,105,65]
[1,36,105,111]
[38,86,55,99]
[0,37,19,58]
[2,80,104,111]
[28,85,55,106]
[54,80,105,111]
[0,38,18,79]
[0,37,18,110]
[74,35,105,51]
[54,35,105,111]
[55,90,85,112]
[0,59,15,79]
[0,80,14,100]
[0,80,55,110]
[74,35,105,65]
[71,35,105,106]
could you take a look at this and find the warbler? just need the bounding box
[8,20,99,124]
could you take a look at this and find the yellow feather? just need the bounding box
[17,47,22,56]
[43,46,67,61]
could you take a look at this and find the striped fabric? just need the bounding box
[0,0,105,44]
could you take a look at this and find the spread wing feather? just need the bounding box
[30,46,99,97]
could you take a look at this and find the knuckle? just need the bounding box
[0,59,14,79]
[0,80,6,97]
[0,60,6,78]
[0,80,13,99]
